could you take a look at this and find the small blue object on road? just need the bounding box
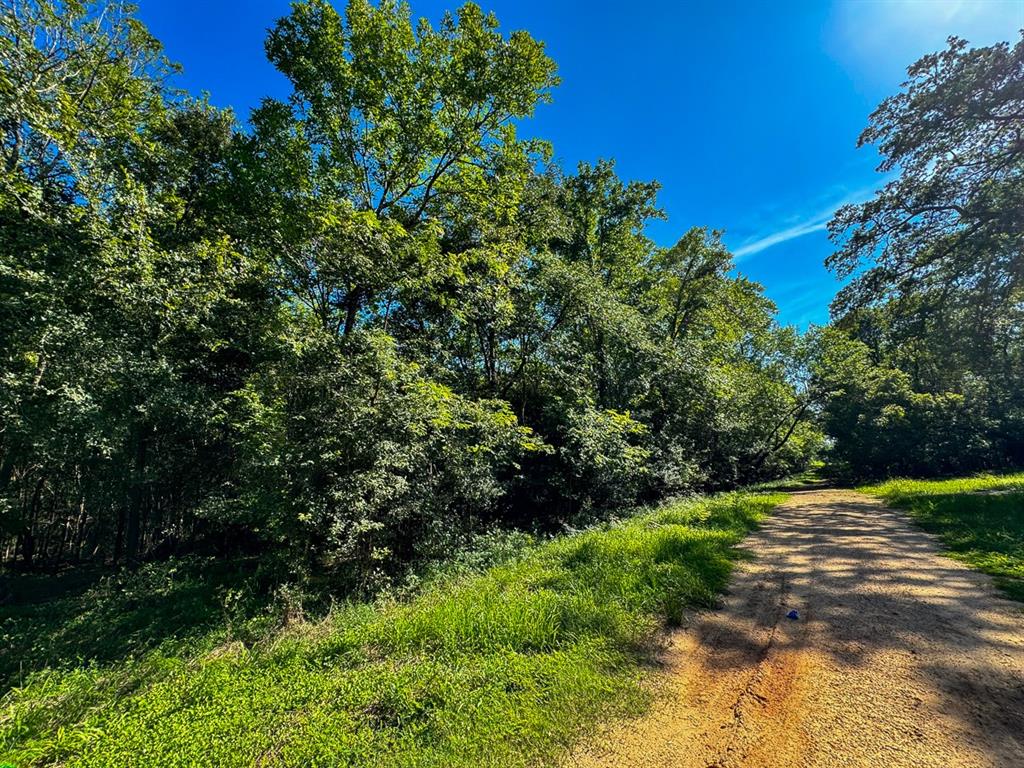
[786,609,800,620]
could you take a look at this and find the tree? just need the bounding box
[808,328,992,478]
[249,0,557,338]
[828,33,1024,321]
[823,32,1024,476]
[1,0,820,580]
[0,1,277,566]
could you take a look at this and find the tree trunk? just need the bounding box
[124,426,149,566]
[20,477,45,567]
[113,504,125,565]
[342,286,362,337]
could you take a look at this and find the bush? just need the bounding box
[558,406,652,514]
[230,331,547,587]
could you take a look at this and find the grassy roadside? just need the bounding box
[0,492,784,768]
[862,473,1024,602]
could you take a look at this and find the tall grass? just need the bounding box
[0,492,783,767]
[863,472,1024,601]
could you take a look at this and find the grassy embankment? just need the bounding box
[0,492,783,768]
[863,472,1024,602]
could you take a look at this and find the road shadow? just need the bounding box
[688,489,1024,759]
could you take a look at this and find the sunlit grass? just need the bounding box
[0,492,784,768]
[862,473,1024,602]
[747,462,825,492]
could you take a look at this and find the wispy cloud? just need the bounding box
[730,182,886,261]
[732,213,832,260]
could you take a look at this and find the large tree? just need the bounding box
[246,0,557,338]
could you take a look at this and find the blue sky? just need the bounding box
[137,0,1023,327]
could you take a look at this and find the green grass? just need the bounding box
[862,472,1024,602]
[747,462,826,492]
[0,492,784,768]
[0,558,276,694]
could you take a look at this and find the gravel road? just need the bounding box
[565,489,1024,768]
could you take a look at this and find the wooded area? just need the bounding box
[1,0,1021,592]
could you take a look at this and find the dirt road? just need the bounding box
[565,489,1024,768]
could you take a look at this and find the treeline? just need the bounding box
[0,0,817,582]
[812,33,1024,479]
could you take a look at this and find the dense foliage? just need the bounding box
[0,0,815,582]
[817,33,1024,478]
